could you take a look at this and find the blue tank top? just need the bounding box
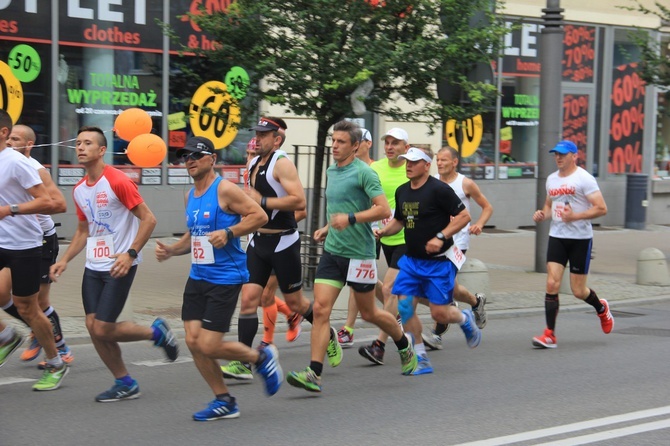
[185,176,249,284]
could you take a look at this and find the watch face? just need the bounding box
[127,249,138,258]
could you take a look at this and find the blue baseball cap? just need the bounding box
[549,140,578,154]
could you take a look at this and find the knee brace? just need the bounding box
[397,296,415,325]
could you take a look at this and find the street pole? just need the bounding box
[535,0,564,273]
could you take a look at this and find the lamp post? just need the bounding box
[535,0,564,273]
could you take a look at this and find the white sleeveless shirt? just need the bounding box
[436,173,471,250]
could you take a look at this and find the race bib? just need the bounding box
[380,208,394,228]
[191,235,215,264]
[347,258,378,284]
[552,201,567,222]
[446,244,466,270]
[86,235,114,263]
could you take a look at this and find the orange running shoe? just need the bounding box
[286,313,303,342]
[20,333,42,362]
[598,299,614,334]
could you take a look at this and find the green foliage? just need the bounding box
[184,0,509,129]
[620,1,670,87]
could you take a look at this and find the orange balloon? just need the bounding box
[114,108,152,141]
[126,134,167,167]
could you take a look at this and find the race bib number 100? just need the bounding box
[86,235,114,263]
[347,258,377,284]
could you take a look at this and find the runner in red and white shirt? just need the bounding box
[531,140,613,349]
[50,126,178,402]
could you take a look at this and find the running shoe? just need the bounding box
[255,344,283,396]
[460,309,482,348]
[38,345,74,370]
[398,334,418,375]
[286,367,322,392]
[326,326,343,367]
[95,379,141,402]
[0,331,24,368]
[411,354,434,376]
[221,361,253,380]
[20,332,41,362]
[151,318,179,361]
[337,327,354,348]
[532,328,557,349]
[473,293,488,329]
[422,331,443,351]
[286,313,303,342]
[32,363,69,391]
[598,299,614,334]
[359,340,385,365]
[193,397,240,421]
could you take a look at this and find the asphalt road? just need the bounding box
[2,300,670,446]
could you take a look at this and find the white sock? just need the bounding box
[414,342,427,357]
[458,311,467,325]
[46,355,64,369]
[0,326,15,343]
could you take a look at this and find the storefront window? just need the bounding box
[0,2,52,166]
[654,34,670,178]
[608,28,645,174]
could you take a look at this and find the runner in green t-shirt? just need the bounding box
[286,121,418,393]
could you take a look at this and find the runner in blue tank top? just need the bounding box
[155,136,284,421]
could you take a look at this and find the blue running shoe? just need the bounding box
[151,318,179,361]
[95,379,141,402]
[460,309,482,348]
[411,354,434,376]
[255,344,283,396]
[193,397,240,421]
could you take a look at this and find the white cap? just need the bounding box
[381,127,409,143]
[399,147,432,163]
[360,128,372,142]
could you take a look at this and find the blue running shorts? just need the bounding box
[392,255,457,306]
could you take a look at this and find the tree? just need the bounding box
[621,1,670,88]
[185,0,509,274]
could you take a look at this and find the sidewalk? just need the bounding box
[7,225,670,343]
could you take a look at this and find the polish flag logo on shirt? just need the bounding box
[204,211,210,219]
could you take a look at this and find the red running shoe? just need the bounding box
[598,299,614,334]
[532,328,557,349]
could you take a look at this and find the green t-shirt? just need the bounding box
[371,158,408,246]
[324,158,384,259]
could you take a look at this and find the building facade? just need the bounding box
[1,0,668,238]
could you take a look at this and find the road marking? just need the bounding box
[0,377,36,386]
[537,419,670,445]
[133,356,193,367]
[453,405,670,446]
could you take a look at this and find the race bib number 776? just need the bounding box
[347,258,377,284]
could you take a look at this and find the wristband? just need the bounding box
[224,227,234,241]
[348,212,357,225]
[261,197,267,209]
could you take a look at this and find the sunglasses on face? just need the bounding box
[180,151,212,162]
